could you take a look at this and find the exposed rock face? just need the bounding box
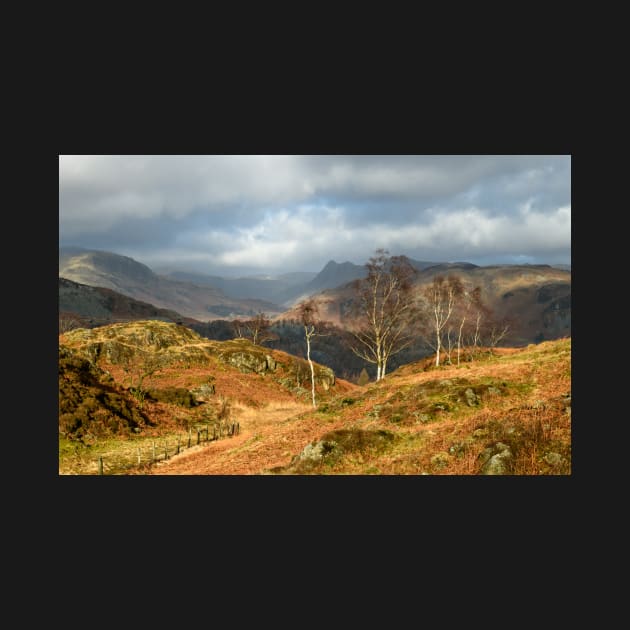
[221,350,277,374]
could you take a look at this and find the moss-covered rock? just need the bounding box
[273,429,396,474]
[478,442,513,474]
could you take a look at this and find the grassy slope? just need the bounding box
[151,337,571,475]
[59,320,357,474]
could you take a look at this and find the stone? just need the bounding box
[190,383,215,402]
[222,350,277,374]
[544,452,564,466]
[479,442,513,475]
[465,388,480,406]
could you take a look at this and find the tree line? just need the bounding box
[195,249,512,406]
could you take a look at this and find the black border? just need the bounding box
[49,92,578,547]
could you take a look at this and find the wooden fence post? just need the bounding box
[137,448,141,465]
[177,436,180,454]
[98,457,103,475]
[197,429,200,445]
[188,428,192,449]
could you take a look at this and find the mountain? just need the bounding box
[301,258,445,295]
[161,269,317,303]
[59,277,198,328]
[308,260,366,289]
[59,248,283,321]
[277,263,571,347]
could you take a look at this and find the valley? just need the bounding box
[58,248,571,475]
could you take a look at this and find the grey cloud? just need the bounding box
[59,155,571,274]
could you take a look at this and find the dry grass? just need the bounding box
[60,320,570,476]
[149,337,570,475]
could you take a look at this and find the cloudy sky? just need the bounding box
[59,155,571,276]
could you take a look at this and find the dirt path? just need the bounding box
[150,401,325,474]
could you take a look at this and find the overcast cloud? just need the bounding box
[59,155,571,275]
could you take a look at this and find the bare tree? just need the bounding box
[423,275,464,367]
[445,324,454,365]
[349,249,418,381]
[244,312,277,346]
[232,319,246,339]
[488,316,512,348]
[455,285,483,365]
[298,299,321,407]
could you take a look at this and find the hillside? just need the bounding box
[286,257,443,305]
[277,263,570,347]
[149,337,571,475]
[59,277,198,328]
[59,248,283,320]
[59,320,356,474]
[161,258,448,308]
[161,270,318,304]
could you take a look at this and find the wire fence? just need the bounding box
[91,420,240,475]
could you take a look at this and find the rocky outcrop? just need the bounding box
[478,442,514,474]
[190,383,215,401]
[221,350,277,374]
[316,365,335,390]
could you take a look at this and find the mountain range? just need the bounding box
[59,247,571,351]
[59,247,282,321]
